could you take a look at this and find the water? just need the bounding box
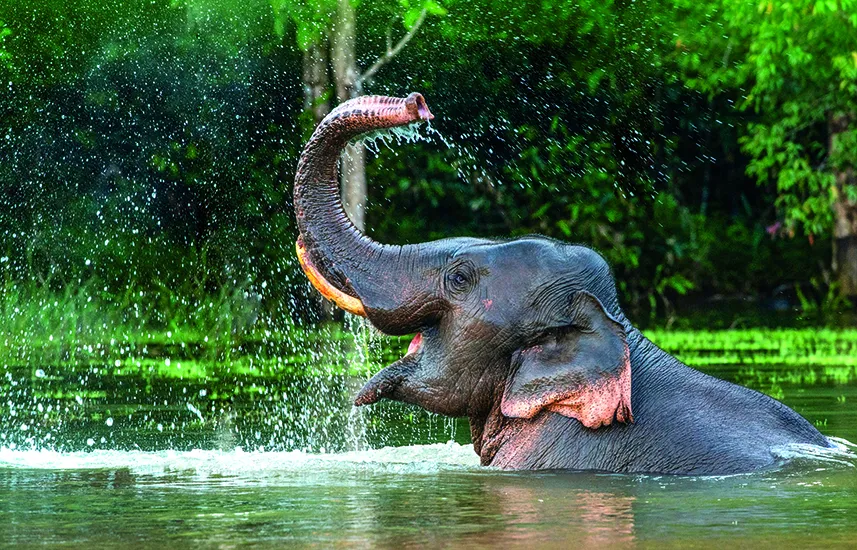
[1,444,855,547]
[1,334,857,547]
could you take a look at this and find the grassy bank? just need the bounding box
[647,329,857,368]
[3,283,857,378]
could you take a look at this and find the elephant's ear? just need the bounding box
[501,291,633,429]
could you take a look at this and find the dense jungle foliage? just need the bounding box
[0,0,856,336]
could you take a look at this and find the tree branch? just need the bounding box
[385,16,395,53]
[358,9,427,85]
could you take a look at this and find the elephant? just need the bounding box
[293,92,832,475]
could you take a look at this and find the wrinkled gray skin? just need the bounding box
[294,94,832,475]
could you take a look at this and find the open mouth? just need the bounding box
[406,332,423,356]
[353,331,425,407]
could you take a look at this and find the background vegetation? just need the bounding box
[1,0,856,342]
[1,0,856,456]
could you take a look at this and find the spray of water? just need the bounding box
[356,119,440,153]
[772,438,857,469]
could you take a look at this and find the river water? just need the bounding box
[1,340,856,547]
[1,441,855,548]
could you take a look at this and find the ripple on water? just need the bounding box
[772,436,857,471]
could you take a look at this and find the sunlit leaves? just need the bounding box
[271,0,336,48]
[0,20,11,68]
[400,0,447,29]
[270,0,446,49]
[674,0,857,237]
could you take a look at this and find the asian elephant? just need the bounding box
[293,92,832,475]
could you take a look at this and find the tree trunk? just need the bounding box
[829,113,857,299]
[303,39,330,125]
[331,0,367,231]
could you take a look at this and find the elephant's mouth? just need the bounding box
[406,332,423,355]
[353,330,428,407]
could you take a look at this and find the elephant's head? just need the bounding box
[294,93,632,440]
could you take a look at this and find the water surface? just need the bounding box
[1,442,856,548]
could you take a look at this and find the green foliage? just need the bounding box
[401,0,447,28]
[0,19,11,67]
[498,120,702,317]
[271,0,336,47]
[674,0,857,237]
[0,0,853,334]
[794,276,854,324]
[271,0,446,49]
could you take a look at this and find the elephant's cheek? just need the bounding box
[481,414,552,469]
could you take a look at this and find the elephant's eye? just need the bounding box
[444,262,477,296]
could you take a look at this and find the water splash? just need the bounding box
[351,118,491,201]
[424,121,454,148]
[345,406,368,452]
[772,438,857,469]
[342,313,378,451]
[3,438,854,478]
[829,435,857,450]
[0,441,481,478]
[355,120,436,153]
[186,402,204,422]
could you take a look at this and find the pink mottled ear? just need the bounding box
[501,292,633,429]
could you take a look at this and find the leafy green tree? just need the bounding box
[0,19,10,68]
[0,0,849,330]
[674,0,857,298]
[368,0,712,318]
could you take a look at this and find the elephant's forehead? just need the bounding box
[466,238,599,273]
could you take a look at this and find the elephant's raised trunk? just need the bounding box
[293,93,439,333]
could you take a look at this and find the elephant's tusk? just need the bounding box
[296,239,366,317]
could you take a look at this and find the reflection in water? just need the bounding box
[486,481,636,547]
[575,491,636,545]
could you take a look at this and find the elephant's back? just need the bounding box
[494,375,828,474]
[611,337,831,473]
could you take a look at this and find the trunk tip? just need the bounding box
[354,383,382,406]
[406,92,433,122]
